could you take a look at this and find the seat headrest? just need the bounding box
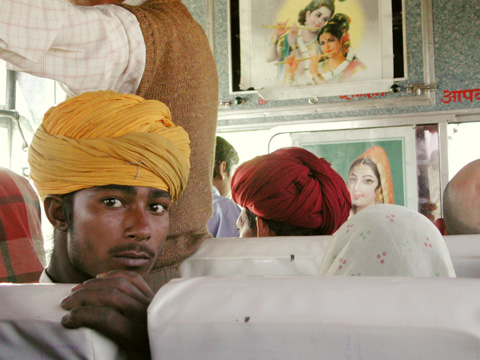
[0,283,125,360]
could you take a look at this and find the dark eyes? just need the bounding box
[314,14,328,22]
[103,198,122,208]
[320,38,336,45]
[149,204,166,214]
[102,198,167,214]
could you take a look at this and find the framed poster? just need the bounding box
[238,0,395,100]
[288,126,417,211]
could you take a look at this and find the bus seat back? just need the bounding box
[445,234,480,277]
[181,234,480,278]
[148,276,480,360]
[0,283,125,360]
[180,236,332,277]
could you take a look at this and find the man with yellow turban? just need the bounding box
[28,90,190,359]
[231,147,352,237]
[0,0,218,291]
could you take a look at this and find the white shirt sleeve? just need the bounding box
[0,0,146,95]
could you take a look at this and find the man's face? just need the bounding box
[306,6,332,29]
[67,185,170,280]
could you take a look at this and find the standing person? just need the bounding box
[208,137,242,238]
[28,90,190,359]
[266,0,336,85]
[231,147,351,237]
[0,0,218,290]
[0,167,45,282]
[347,146,395,215]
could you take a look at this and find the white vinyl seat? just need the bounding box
[0,283,125,360]
[180,236,332,277]
[148,276,480,360]
[444,235,480,277]
[180,235,480,278]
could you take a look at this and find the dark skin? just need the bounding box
[61,271,153,359]
[212,161,233,197]
[44,185,171,360]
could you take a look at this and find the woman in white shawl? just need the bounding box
[319,204,456,277]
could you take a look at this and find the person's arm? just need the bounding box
[265,21,289,63]
[285,23,300,54]
[0,0,145,95]
[283,53,299,86]
[60,271,153,360]
[309,51,326,85]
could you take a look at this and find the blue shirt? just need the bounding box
[208,186,241,238]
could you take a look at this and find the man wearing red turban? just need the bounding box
[231,147,352,237]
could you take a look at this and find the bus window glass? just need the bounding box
[0,60,6,106]
[218,130,274,164]
[447,122,480,179]
[415,125,441,222]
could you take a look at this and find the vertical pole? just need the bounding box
[205,0,215,54]
[5,70,16,168]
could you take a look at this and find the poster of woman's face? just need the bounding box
[347,158,382,213]
[345,146,396,214]
[304,141,400,214]
[238,0,394,96]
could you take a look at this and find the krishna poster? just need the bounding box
[238,0,395,100]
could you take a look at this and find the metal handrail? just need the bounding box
[0,108,28,151]
[0,109,19,119]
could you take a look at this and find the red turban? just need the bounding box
[231,147,351,234]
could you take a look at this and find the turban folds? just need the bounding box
[231,147,351,234]
[28,91,190,202]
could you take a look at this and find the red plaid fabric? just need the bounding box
[0,168,44,283]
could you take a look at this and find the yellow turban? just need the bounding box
[28,91,190,202]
